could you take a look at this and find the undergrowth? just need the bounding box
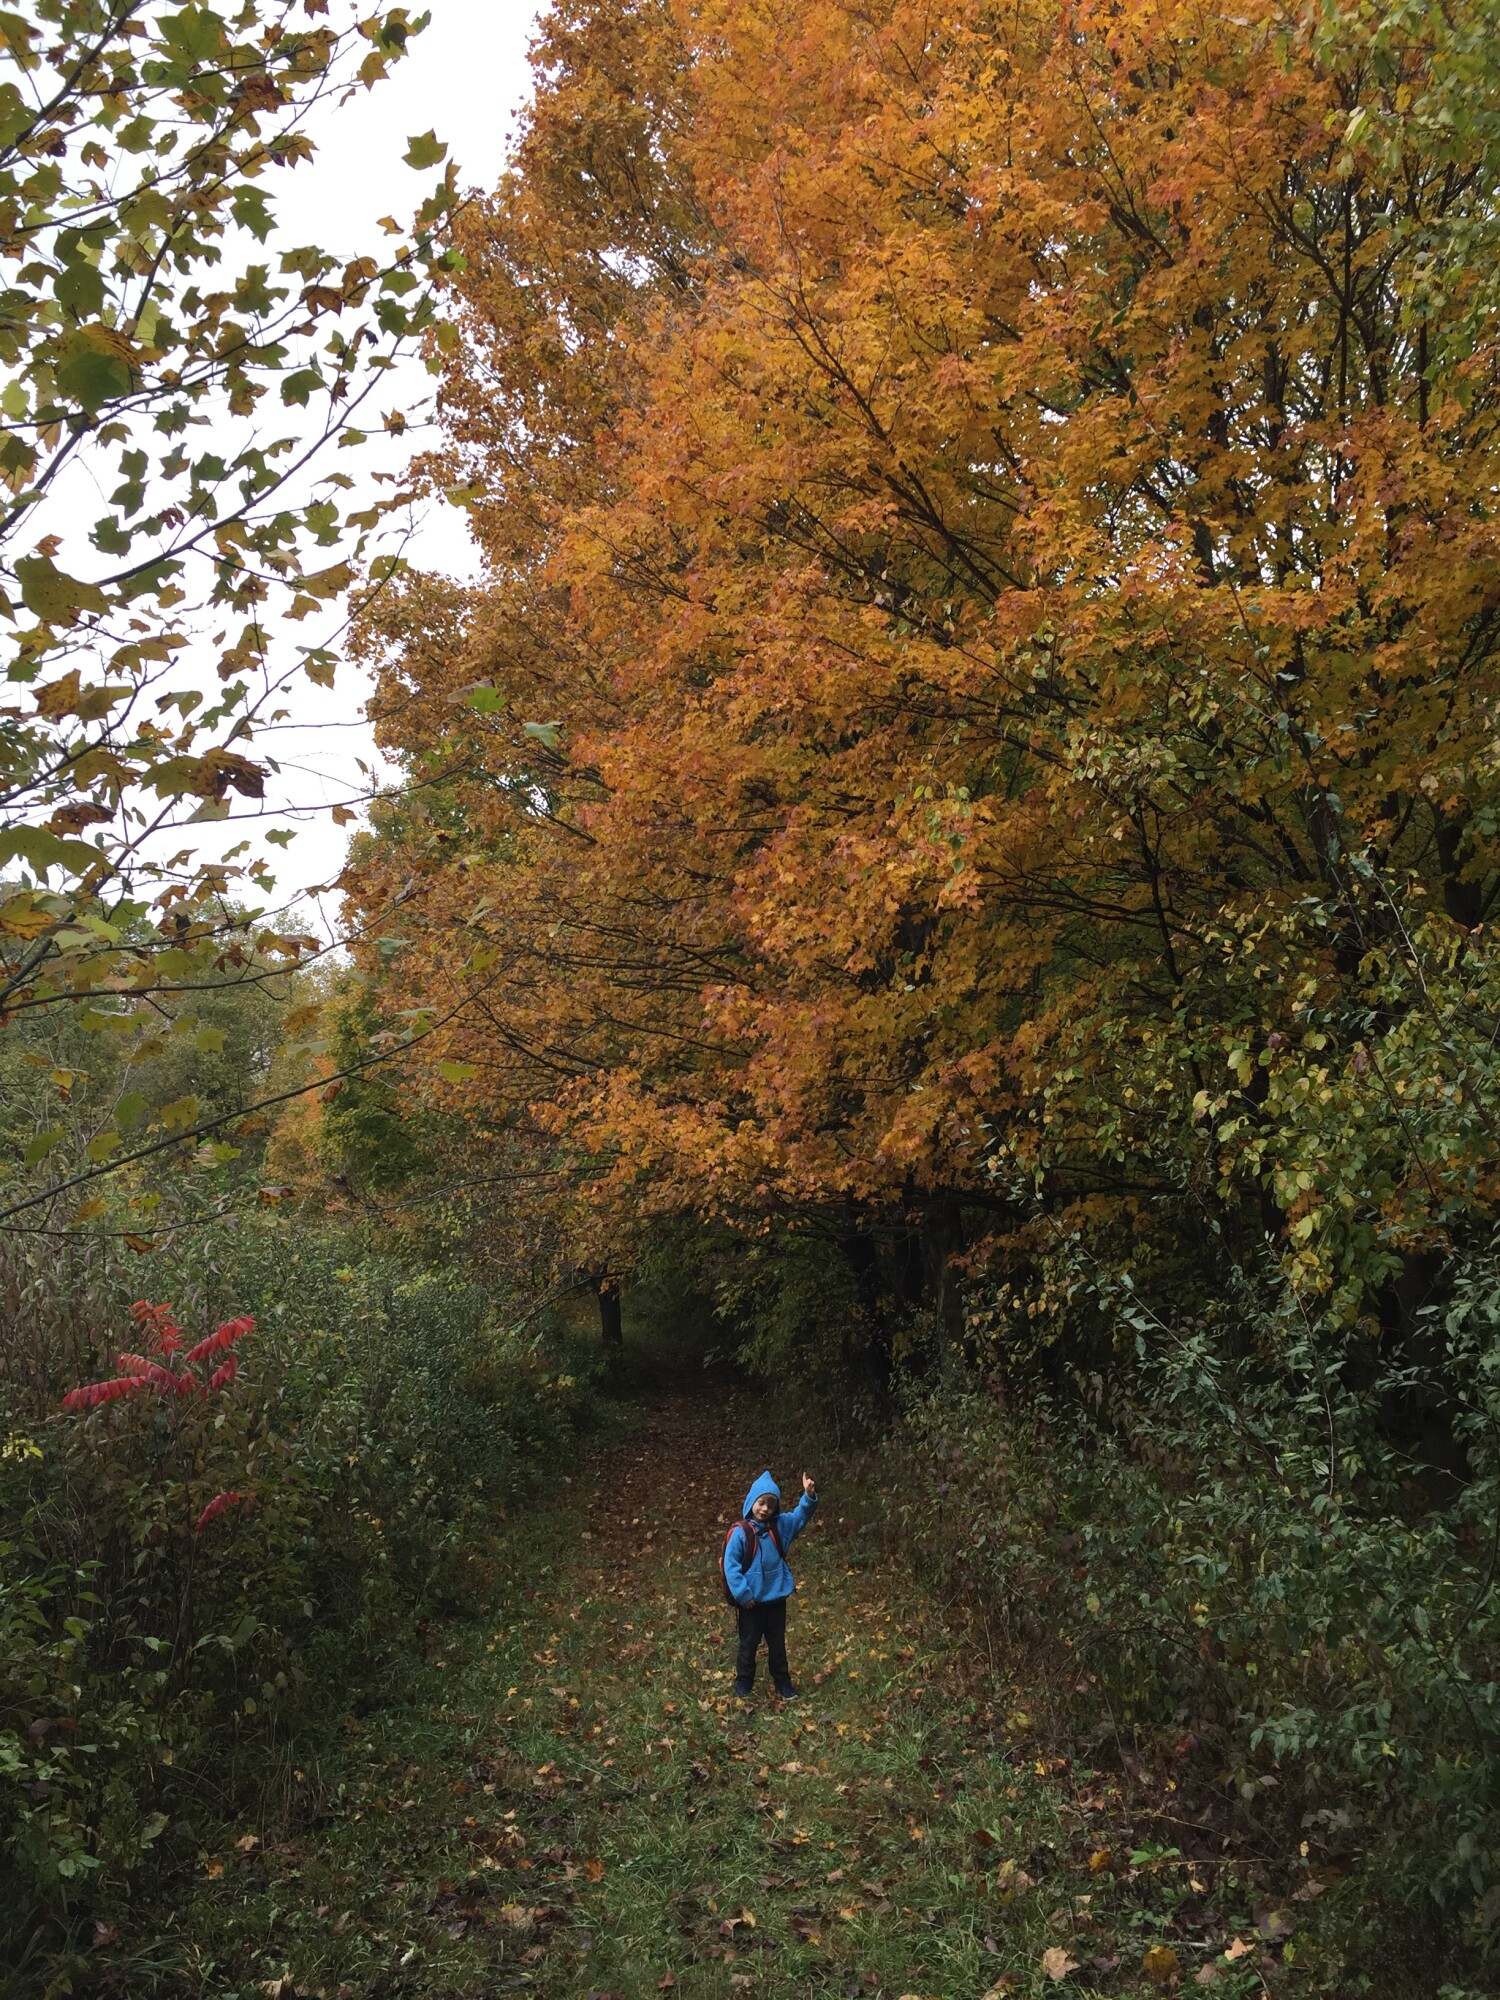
[0,1225,605,1976]
[57,1386,1300,2000]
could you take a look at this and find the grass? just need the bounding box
[102,1378,1317,2000]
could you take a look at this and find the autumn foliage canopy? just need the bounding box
[343,0,1500,1334]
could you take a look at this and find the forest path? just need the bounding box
[167,1382,1221,2000]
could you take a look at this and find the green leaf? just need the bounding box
[54,324,138,412]
[403,130,447,169]
[0,11,41,68]
[22,1128,62,1165]
[160,7,226,60]
[0,827,104,877]
[13,558,108,626]
[54,256,106,320]
[281,367,324,406]
[437,1059,479,1083]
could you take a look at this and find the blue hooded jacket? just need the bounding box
[723,1469,818,1607]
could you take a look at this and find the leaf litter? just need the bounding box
[142,1388,1297,1997]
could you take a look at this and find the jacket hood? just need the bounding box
[744,1469,781,1517]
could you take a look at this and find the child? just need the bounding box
[723,1468,818,1699]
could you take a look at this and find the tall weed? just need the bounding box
[0,1223,601,1960]
[893,1258,1500,1976]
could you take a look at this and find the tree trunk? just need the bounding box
[920,1199,966,1352]
[596,1273,623,1348]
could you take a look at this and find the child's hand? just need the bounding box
[802,1471,816,1496]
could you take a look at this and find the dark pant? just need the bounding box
[736,1595,790,1689]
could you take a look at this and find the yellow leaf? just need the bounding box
[1143,1944,1180,1984]
[1041,1948,1079,1982]
[0,895,57,938]
[15,552,108,622]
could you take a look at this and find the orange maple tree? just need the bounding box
[340,0,1500,1338]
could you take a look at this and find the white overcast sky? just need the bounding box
[244,0,544,926]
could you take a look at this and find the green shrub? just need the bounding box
[703,1226,890,1423]
[0,1226,602,1961]
[892,1258,1500,1981]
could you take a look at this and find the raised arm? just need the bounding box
[780,1472,820,1546]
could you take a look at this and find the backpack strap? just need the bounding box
[745,1517,785,1561]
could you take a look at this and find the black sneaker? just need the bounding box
[774,1682,799,1700]
[732,1680,754,1698]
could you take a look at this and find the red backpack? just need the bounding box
[717,1515,785,1607]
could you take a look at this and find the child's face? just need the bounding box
[751,1495,776,1521]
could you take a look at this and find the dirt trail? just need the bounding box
[164,1387,1245,2000]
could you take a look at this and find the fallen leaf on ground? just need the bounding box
[1224,1937,1254,1961]
[584,1856,606,1882]
[996,1859,1035,1897]
[1041,1948,1079,1981]
[1143,1943,1180,1984]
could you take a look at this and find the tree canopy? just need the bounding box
[0,0,456,1235]
[342,0,1500,1343]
